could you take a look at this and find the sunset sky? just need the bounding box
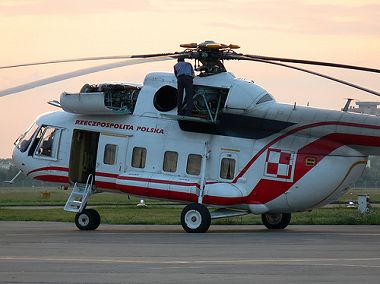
[0,0,379,158]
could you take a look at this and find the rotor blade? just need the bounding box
[242,54,380,74]
[236,55,380,97]
[0,56,173,97]
[0,53,177,70]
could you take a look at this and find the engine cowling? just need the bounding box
[60,83,141,115]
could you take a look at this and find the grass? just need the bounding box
[291,208,380,225]
[0,206,182,224]
[1,186,380,225]
[0,186,162,206]
[337,188,380,203]
[0,206,379,225]
[1,186,379,206]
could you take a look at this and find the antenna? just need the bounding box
[4,170,22,184]
[342,98,354,112]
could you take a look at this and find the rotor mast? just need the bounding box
[180,40,240,76]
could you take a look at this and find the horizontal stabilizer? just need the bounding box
[48,100,61,108]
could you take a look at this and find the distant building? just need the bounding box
[0,160,12,170]
[347,102,380,115]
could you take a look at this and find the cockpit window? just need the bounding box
[15,123,39,152]
[34,126,62,159]
[28,126,46,156]
[256,93,273,104]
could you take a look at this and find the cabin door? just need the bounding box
[95,133,129,179]
[69,130,100,184]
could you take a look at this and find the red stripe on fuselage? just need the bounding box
[34,175,69,183]
[96,181,198,202]
[116,175,200,188]
[95,172,118,178]
[27,166,69,176]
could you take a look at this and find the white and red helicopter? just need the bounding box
[1,41,380,233]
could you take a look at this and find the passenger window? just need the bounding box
[186,154,202,176]
[220,158,236,179]
[104,144,117,165]
[35,127,61,159]
[163,151,178,172]
[132,147,147,168]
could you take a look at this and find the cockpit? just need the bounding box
[14,123,62,160]
[14,123,39,153]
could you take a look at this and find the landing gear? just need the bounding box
[181,203,211,233]
[75,209,101,230]
[261,213,291,230]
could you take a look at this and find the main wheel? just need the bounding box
[75,209,101,230]
[261,213,291,230]
[86,208,101,230]
[181,203,211,233]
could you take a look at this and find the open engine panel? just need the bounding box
[192,85,229,121]
[153,84,229,122]
[80,83,141,113]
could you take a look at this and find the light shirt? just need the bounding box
[174,61,194,78]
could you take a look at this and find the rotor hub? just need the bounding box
[179,40,241,76]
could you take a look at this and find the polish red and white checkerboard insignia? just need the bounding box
[264,148,296,181]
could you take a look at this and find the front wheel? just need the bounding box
[181,203,211,233]
[75,209,101,230]
[261,213,291,230]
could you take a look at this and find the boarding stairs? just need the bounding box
[64,174,94,213]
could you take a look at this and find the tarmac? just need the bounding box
[0,221,380,283]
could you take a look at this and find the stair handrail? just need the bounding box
[84,174,94,195]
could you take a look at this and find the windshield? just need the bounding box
[15,123,39,152]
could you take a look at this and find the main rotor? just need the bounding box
[0,40,379,98]
[178,40,241,76]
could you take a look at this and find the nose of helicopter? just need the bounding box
[12,144,28,174]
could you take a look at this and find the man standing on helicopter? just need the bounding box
[174,56,195,116]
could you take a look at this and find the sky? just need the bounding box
[0,0,379,158]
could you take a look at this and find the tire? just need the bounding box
[86,208,101,230]
[261,213,291,230]
[181,203,211,233]
[75,209,101,231]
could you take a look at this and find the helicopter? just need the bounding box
[1,40,380,233]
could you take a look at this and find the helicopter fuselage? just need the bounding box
[12,71,380,214]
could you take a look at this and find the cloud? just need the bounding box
[205,1,380,36]
[0,0,153,16]
[2,0,379,38]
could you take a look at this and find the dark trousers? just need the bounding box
[177,75,194,115]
